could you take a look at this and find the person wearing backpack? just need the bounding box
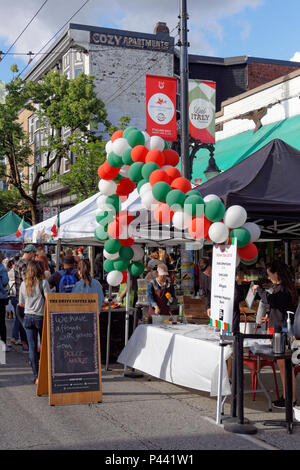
[0,252,9,351]
[48,255,79,293]
[19,260,51,384]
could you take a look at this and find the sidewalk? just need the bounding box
[1,318,300,451]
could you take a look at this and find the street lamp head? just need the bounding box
[204,151,221,181]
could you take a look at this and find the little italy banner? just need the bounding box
[188,79,216,144]
[146,74,177,141]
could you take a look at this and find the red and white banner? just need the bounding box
[146,74,177,142]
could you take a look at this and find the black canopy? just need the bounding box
[196,139,300,225]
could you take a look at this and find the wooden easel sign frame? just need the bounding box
[37,293,102,406]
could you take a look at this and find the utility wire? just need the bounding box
[0,0,49,63]
[17,0,90,78]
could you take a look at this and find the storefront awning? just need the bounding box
[192,114,300,183]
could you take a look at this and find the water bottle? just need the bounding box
[178,304,183,323]
[286,311,294,351]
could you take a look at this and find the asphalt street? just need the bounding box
[1,317,300,454]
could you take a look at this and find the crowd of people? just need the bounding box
[0,242,298,409]
[0,245,104,384]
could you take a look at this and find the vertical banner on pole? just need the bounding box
[188,79,216,144]
[146,74,177,141]
[210,241,237,332]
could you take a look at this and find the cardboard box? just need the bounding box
[183,296,209,324]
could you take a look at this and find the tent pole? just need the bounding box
[105,285,112,371]
[56,238,61,271]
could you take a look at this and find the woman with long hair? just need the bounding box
[19,260,50,384]
[253,260,298,408]
[72,259,104,312]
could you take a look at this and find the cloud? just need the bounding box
[290,52,300,63]
[0,0,263,61]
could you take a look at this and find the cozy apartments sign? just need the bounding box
[90,27,174,53]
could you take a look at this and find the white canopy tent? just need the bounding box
[23,190,201,247]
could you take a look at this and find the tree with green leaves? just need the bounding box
[0,66,110,224]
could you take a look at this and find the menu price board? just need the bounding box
[210,242,237,332]
[37,293,102,405]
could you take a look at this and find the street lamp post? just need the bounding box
[179,0,190,180]
[189,139,221,182]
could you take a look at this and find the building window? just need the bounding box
[74,67,83,77]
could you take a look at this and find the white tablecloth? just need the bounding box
[118,324,232,396]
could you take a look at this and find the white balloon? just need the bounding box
[172,211,193,230]
[132,245,144,261]
[242,222,261,242]
[97,195,111,211]
[103,250,119,260]
[223,205,247,229]
[107,270,123,286]
[141,190,159,210]
[150,135,165,151]
[119,165,129,177]
[208,222,229,244]
[98,179,117,196]
[139,182,152,196]
[112,138,131,156]
[142,131,151,149]
[105,140,113,155]
[203,194,221,203]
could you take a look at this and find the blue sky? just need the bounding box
[1,0,300,84]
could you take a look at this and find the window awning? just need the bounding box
[192,114,300,183]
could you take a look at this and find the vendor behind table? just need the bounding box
[147,263,176,323]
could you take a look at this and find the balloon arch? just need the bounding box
[94,127,261,287]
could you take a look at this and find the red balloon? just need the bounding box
[116,177,136,196]
[121,270,128,283]
[171,177,192,193]
[107,221,123,238]
[188,216,212,240]
[98,160,120,180]
[163,149,180,167]
[149,169,170,187]
[164,167,181,182]
[131,145,148,163]
[154,203,174,225]
[111,130,123,142]
[238,243,258,261]
[145,149,165,167]
[120,237,134,246]
[116,210,135,225]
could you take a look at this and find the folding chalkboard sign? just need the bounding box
[37,293,102,406]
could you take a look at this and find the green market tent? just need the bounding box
[192,114,300,183]
[0,211,30,238]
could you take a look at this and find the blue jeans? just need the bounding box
[11,297,27,344]
[23,314,44,379]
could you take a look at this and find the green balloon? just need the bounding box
[241,255,258,265]
[122,148,134,166]
[205,199,225,222]
[230,228,251,248]
[123,126,138,138]
[186,189,201,198]
[113,258,129,272]
[129,261,144,277]
[94,225,109,241]
[141,162,160,181]
[166,189,186,209]
[152,181,172,202]
[103,259,115,273]
[128,162,144,182]
[107,152,123,168]
[96,210,114,225]
[104,238,121,254]
[126,129,145,147]
[164,140,169,149]
[184,195,205,217]
[119,245,134,261]
[137,179,147,193]
[106,194,121,214]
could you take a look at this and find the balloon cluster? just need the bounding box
[95,126,261,286]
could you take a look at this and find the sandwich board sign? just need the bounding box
[37,293,102,405]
